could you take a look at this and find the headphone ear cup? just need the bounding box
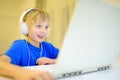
[20,22,28,35]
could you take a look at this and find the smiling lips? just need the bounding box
[37,35,44,39]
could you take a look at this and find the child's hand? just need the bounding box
[36,57,56,65]
[15,68,53,80]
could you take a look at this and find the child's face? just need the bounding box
[28,19,50,44]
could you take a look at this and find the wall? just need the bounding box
[0,1,21,55]
[0,0,36,55]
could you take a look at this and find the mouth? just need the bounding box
[37,35,44,39]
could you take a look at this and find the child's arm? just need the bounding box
[36,57,57,65]
[0,60,53,80]
[0,55,11,63]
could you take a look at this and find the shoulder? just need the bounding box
[5,39,26,55]
[11,39,26,47]
[13,39,25,43]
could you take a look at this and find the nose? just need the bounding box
[40,27,46,33]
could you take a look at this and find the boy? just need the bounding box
[0,8,59,66]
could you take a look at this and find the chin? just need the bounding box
[39,40,44,43]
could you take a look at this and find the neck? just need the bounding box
[26,38,40,48]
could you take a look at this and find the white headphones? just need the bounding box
[19,8,35,35]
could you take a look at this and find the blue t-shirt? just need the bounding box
[5,39,59,66]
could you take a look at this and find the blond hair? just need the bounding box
[22,8,50,27]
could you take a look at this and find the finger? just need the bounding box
[46,72,54,80]
[28,77,35,80]
[36,58,43,65]
[43,60,49,65]
[39,72,53,80]
[41,59,45,65]
[36,59,43,65]
[34,74,44,80]
[42,59,51,65]
[38,60,42,65]
[42,60,49,65]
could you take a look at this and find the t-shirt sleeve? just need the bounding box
[45,42,60,59]
[51,45,59,59]
[5,40,23,65]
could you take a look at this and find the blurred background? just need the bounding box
[0,0,120,55]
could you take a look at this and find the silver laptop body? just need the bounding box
[54,0,120,79]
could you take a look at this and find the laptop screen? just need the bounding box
[54,0,120,78]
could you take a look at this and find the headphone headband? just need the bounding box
[19,8,35,23]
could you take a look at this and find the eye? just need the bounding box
[45,26,49,29]
[36,25,41,28]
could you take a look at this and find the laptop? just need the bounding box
[53,0,120,79]
[24,0,120,79]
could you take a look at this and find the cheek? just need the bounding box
[28,29,37,36]
[30,27,38,33]
[46,30,50,37]
[46,30,49,35]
